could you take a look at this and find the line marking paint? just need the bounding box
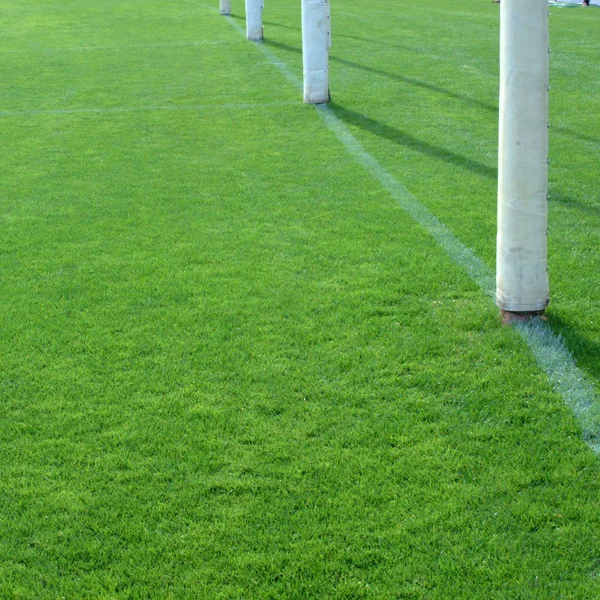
[224,13,496,295]
[518,321,600,453]
[214,12,600,455]
[0,101,297,118]
[226,16,304,88]
[0,40,237,55]
[314,103,497,296]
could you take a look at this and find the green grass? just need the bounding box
[1,0,600,597]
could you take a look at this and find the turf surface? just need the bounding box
[1,0,600,597]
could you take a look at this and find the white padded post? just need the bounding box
[245,0,263,41]
[220,0,231,15]
[496,0,549,313]
[302,0,330,104]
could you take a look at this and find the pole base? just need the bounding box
[303,96,330,105]
[247,26,264,41]
[500,309,546,325]
[303,87,331,105]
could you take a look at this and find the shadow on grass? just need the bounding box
[550,189,600,217]
[335,33,415,51]
[263,20,414,51]
[546,312,600,384]
[263,19,299,31]
[553,125,600,147]
[329,102,497,180]
[262,38,496,178]
[264,39,497,115]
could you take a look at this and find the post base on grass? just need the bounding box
[303,96,331,105]
[303,86,330,105]
[500,309,546,325]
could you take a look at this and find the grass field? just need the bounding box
[1,0,600,597]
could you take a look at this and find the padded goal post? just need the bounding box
[496,0,550,318]
[219,0,231,15]
[245,0,264,41]
[302,0,331,103]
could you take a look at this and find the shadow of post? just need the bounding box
[550,189,600,217]
[546,312,600,385]
[329,102,497,180]
[262,19,416,51]
[263,39,498,115]
[553,125,600,146]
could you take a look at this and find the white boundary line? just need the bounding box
[215,11,600,455]
[227,16,303,87]
[0,101,297,118]
[518,321,600,453]
[0,40,237,55]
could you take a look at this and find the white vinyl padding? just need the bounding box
[220,0,231,15]
[245,0,263,41]
[302,0,330,103]
[496,0,549,312]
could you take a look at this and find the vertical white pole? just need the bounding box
[302,0,330,104]
[220,0,231,15]
[496,0,549,319]
[245,0,263,41]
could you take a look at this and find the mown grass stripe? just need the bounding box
[219,12,600,456]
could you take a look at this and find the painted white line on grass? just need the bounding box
[315,103,496,295]
[0,40,238,55]
[315,108,600,457]
[218,13,600,455]
[224,14,495,292]
[323,97,600,455]
[518,320,600,454]
[180,0,221,12]
[226,16,304,89]
[0,101,297,118]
